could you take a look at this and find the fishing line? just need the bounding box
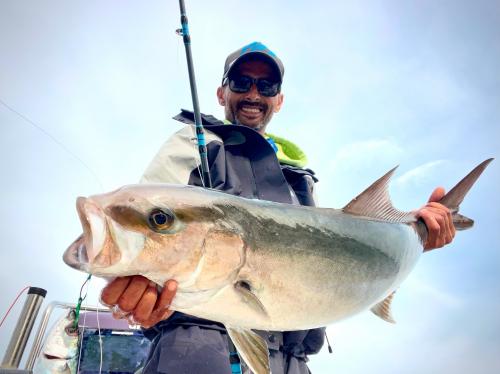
[76,307,88,374]
[76,286,88,373]
[95,297,103,374]
[78,275,104,374]
[0,286,30,329]
[73,274,92,330]
[0,98,105,192]
[76,275,91,374]
[0,98,107,370]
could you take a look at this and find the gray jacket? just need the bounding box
[141,111,325,373]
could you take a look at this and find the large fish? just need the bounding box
[64,159,492,374]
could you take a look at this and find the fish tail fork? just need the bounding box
[439,158,493,230]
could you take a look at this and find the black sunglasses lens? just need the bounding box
[256,80,279,97]
[229,76,252,93]
[228,76,280,97]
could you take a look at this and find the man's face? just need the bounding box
[217,59,284,134]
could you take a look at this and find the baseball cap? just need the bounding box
[222,41,285,84]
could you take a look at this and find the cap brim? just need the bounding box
[224,52,283,82]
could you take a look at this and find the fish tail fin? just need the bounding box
[342,158,493,230]
[438,158,493,231]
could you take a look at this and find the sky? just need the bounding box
[0,0,499,372]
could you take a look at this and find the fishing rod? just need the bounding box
[176,0,212,188]
[176,2,242,373]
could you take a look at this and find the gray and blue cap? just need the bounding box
[222,42,285,84]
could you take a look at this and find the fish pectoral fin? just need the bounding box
[226,326,270,374]
[371,291,397,323]
[234,280,269,320]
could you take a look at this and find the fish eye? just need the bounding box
[148,209,175,231]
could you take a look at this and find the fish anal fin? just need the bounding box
[371,291,397,324]
[226,326,270,374]
[343,166,414,223]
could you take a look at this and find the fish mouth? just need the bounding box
[63,234,88,271]
[63,197,107,271]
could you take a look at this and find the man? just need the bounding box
[101,41,455,373]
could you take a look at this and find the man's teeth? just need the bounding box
[241,106,261,113]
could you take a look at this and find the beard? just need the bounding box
[226,100,272,133]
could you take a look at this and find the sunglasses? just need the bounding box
[225,75,281,97]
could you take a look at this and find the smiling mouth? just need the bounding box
[240,106,262,115]
[237,101,266,117]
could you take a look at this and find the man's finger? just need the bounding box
[133,285,158,324]
[140,308,175,329]
[117,275,150,312]
[140,280,178,328]
[154,280,178,312]
[427,187,445,203]
[419,208,441,250]
[101,277,132,306]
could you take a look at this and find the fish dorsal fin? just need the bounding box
[226,326,270,374]
[371,291,396,323]
[343,166,414,223]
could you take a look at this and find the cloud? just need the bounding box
[329,139,403,172]
[395,160,446,186]
[405,277,464,309]
[312,138,405,207]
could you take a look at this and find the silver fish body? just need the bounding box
[166,196,422,330]
[63,159,492,374]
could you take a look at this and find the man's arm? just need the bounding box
[416,187,456,251]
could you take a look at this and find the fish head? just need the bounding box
[33,310,79,374]
[64,184,245,288]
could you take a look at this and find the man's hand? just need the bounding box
[416,187,456,251]
[100,275,177,328]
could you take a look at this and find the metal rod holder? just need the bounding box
[1,287,47,369]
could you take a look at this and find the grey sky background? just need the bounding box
[1,1,499,372]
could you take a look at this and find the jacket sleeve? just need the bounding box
[283,327,326,356]
[302,327,326,355]
[140,125,219,184]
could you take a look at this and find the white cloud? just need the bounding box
[405,276,464,309]
[315,139,403,206]
[329,139,403,172]
[395,160,446,186]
